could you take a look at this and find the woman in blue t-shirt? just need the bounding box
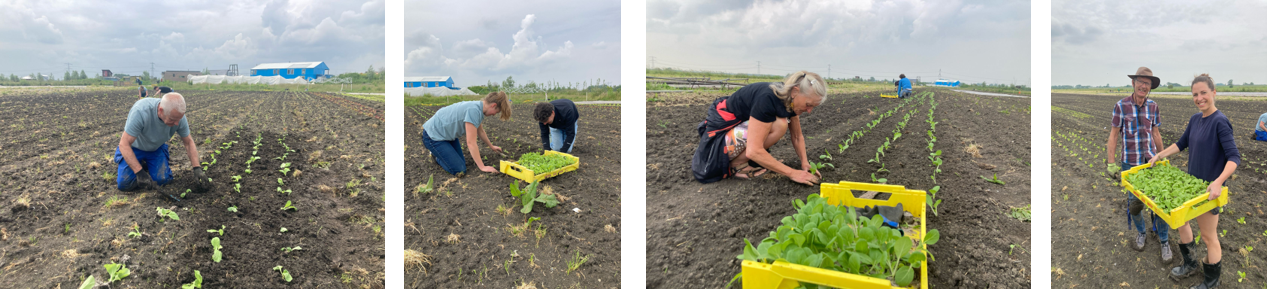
[1147,74,1240,288]
[422,92,512,175]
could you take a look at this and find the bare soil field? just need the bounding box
[646,88,1031,288]
[404,102,622,288]
[1052,93,1267,288]
[0,88,384,288]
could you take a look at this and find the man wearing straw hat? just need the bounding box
[1106,66,1171,264]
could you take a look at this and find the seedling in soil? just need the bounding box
[1238,217,1246,224]
[231,175,242,182]
[495,203,515,217]
[1008,205,1031,222]
[416,175,435,195]
[182,189,190,198]
[103,262,131,283]
[211,237,223,262]
[280,227,289,233]
[1236,270,1245,282]
[281,246,302,253]
[272,265,293,282]
[509,181,559,214]
[837,143,849,154]
[279,163,292,176]
[808,162,834,175]
[276,187,292,194]
[819,149,833,161]
[926,186,942,216]
[277,178,284,186]
[870,173,888,184]
[207,225,225,236]
[280,200,297,211]
[181,270,202,289]
[78,276,95,289]
[234,183,241,193]
[566,249,589,274]
[227,206,238,213]
[156,207,180,221]
[128,226,142,238]
[981,173,1005,185]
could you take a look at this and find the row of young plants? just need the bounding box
[733,194,940,288]
[815,92,930,175]
[923,93,943,216]
[861,91,932,182]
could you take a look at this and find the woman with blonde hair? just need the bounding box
[691,71,827,185]
[1148,73,1240,289]
[422,91,512,175]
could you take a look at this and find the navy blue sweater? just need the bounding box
[540,99,579,152]
[1175,110,1241,182]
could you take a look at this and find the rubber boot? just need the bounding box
[1188,260,1220,289]
[1170,242,1199,281]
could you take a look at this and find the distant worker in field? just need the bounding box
[153,85,173,97]
[1254,112,1267,141]
[533,98,579,153]
[1106,66,1170,264]
[691,70,826,185]
[115,93,204,192]
[422,91,512,175]
[1148,73,1239,288]
[897,74,913,99]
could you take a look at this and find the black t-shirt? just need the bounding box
[724,82,796,123]
[156,86,173,93]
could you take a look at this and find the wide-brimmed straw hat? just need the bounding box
[1127,66,1160,89]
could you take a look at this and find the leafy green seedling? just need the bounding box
[280,200,296,211]
[245,168,252,174]
[566,249,589,274]
[231,175,242,182]
[280,227,288,233]
[78,275,95,289]
[1237,217,1246,224]
[277,178,284,186]
[510,181,559,214]
[234,183,241,193]
[1008,205,1031,222]
[819,149,833,161]
[211,237,223,262]
[182,189,190,198]
[808,162,834,175]
[128,226,142,238]
[227,206,238,213]
[273,266,293,282]
[981,174,1005,185]
[281,246,302,253]
[104,262,130,283]
[1237,270,1245,282]
[418,174,435,194]
[870,173,888,184]
[181,270,202,289]
[207,225,225,236]
[279,163,292,176]
[277,187,292,194]
[156,207,180,221]
[926,186,942,216]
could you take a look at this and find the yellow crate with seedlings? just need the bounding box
[1120,160,1229,229]
[741,181,930,289]
[499,150,580,183]
[880,93,899,99]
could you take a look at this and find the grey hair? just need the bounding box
[160,93,187,115]
[769,71,828,112]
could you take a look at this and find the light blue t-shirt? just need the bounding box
[422,101,485,141]
[124,98,190,152]
[1257,113,1267,132]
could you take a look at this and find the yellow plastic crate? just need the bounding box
[1119,160,1230,229]
[880,93,898,99]
[741,181,929,289]
[499,150,580,183]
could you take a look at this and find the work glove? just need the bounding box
[856,203,905,230]
[194,169,208,183]
[134,171,158,190]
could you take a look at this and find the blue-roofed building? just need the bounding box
[404,76,455,88]
[933,79,960,87]
[249,62,331,81]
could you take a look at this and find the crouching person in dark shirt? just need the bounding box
[534,99,579,153]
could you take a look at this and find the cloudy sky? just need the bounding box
[648,0,1030,86]
[404,0,621,87]
[0,0,383,78]
[1053,0,1267,87]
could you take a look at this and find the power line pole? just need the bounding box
[65,63,71,80]
[649,56,655,68]
[150,62,155,82]
[828,64,831,80]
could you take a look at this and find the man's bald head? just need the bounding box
[158,93,186,127]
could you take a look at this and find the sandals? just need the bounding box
[731,163,768,179]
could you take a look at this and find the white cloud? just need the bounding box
[417,14,574,72]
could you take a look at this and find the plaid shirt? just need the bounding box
[1111,96,1160,165]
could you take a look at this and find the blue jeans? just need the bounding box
[1256,130,1267,141]
[114,144,173,191]
[422,130,466,175]
[548,123,578,153]
[1124,161,1169,242]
